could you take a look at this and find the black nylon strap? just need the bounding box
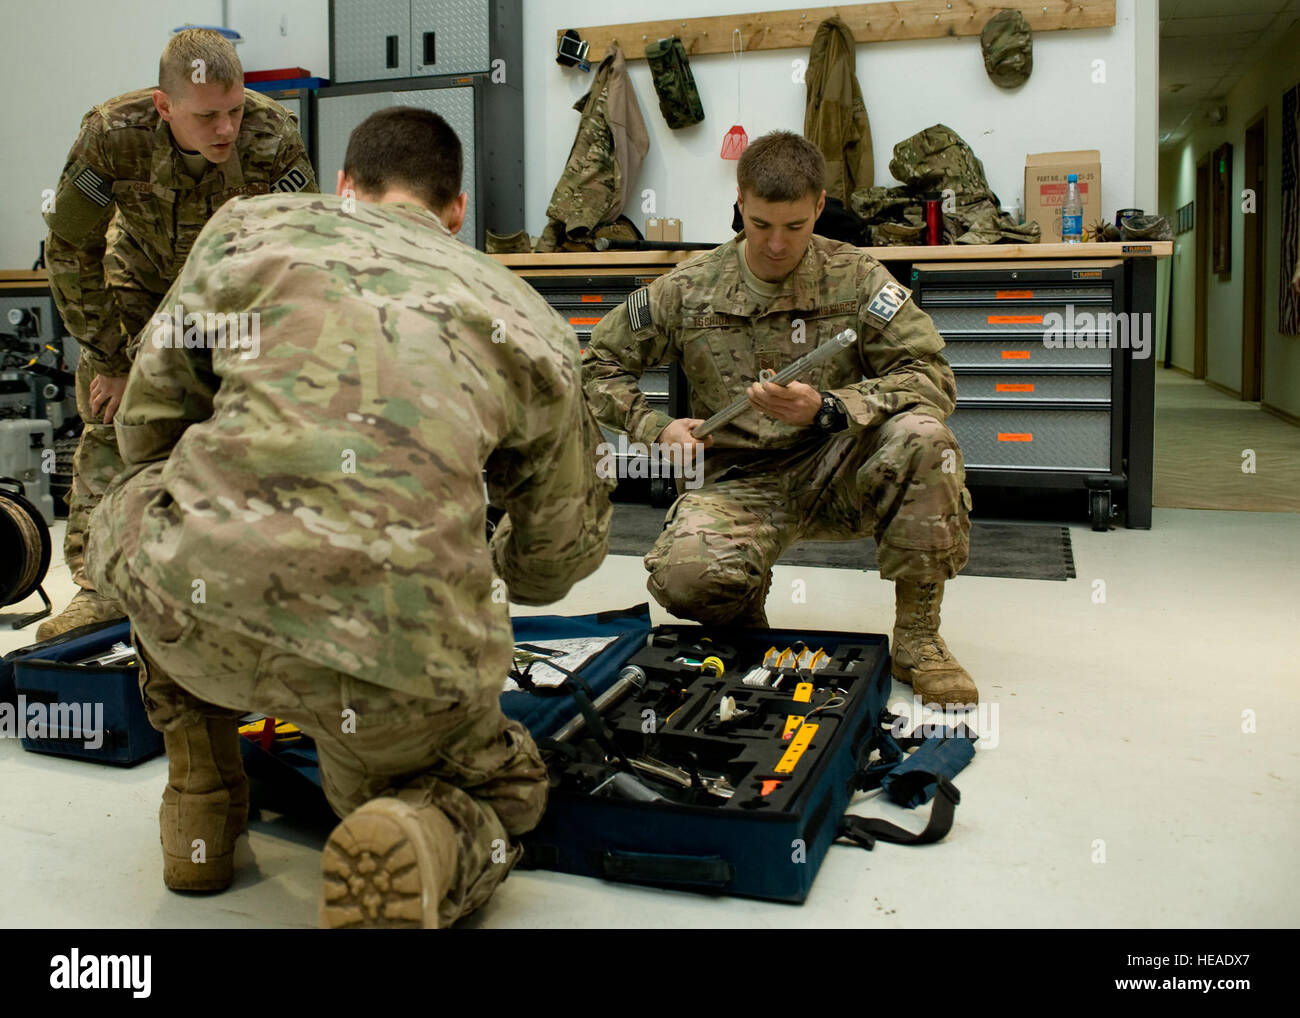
[836,775,960,850]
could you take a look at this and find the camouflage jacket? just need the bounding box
[98,193,613,699]
[43,87,316,377]
[544,44,649,238]
[582,233,958,479]
[804,17,874,206]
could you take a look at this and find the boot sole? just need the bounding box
[320,803,439,929]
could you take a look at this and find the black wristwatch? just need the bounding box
[814,392,849,433]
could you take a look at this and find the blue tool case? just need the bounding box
[510,606,969,903]
[237,604,973,904]
[6,619,162,766]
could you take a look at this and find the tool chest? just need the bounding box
[911,260,1130,530]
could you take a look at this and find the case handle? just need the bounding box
[599,850,733,888]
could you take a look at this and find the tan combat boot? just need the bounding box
[891,580,979,708]
[159,718,250,892]
[320,797,459,929]
[35,588,126,642]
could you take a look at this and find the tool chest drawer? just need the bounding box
[954,372,1112,403]
[926,303,1116,339]
[948,406,1111,471]
[941,337,1113,369]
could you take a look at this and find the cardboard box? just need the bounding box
[1025,151,1101,242]
[661,218,682,242]
[645,218,663,240]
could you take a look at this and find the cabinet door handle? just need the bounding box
[386,34,399,69]
[423,31,436,66]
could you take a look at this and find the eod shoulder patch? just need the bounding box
[865,281,910,325]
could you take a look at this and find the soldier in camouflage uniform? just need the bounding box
[39,29,316,640]
[583,131,979,707]
[86,107,613,928]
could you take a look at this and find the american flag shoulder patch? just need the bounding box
[71,165,112,208]
[626,287,653,331]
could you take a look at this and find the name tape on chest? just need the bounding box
[626,287,653,331]
[865,281,910,325]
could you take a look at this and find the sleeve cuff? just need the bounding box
[631,409,676,448]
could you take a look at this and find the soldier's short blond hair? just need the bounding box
[159,29,243,94]
[737,131,826,203]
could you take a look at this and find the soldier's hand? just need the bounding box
[663,418,714,451]
[89,373,129,425]
[746,379,822,427]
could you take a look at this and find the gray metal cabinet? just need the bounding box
[912,260,1131,530]
[330,0,518,83]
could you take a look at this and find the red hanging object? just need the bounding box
[721,29,748,160]
[721,125,748,160]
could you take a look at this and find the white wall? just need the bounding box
[2,0,1150,265]
[0,0,329,269]
[523,0,1148,241]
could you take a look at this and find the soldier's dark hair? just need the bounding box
[343,107,462,211]
[736,131,826,203]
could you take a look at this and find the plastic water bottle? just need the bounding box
[1061,173,1083,243]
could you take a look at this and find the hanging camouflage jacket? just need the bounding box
[540,44,650,249]
[851,124,1039,245]
[804,17,874,206]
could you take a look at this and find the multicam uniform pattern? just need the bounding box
[582,233,972,626]
[87,192,614,923]
[43,87,317,587]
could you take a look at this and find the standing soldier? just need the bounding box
[583,130,979,708]
[86,108,612,927]
[39,28,316,639]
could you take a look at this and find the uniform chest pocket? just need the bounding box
[681,329,746,416]
[111,181,169,240]
[790,312,865,390]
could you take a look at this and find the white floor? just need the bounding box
[2,510,1297,929]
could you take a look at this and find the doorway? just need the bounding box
[1242,111,1267,402]
[1194,157,1209,379]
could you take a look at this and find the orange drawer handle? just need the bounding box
[580,295,604,303]
[998,433,1034,442]
[569,317,602,325]
[996,383,1035,392]
[995,290,1034,299]
[1002,350,1031,360]
[988,314,1043,324]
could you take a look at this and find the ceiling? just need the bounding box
[1159,0,1300,147]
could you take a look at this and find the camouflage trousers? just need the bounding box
[130,608,548,927]
[645,411,972,626]
[64,356,126,589]
[65,241,164,590]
